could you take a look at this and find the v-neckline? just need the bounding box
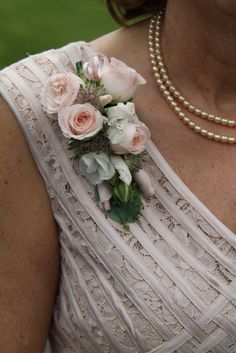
[147,139,236,244]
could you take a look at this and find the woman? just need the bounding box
[1,0,236,352]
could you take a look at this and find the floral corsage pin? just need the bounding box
[41,52,155,228]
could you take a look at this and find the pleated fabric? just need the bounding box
[1,42,236,353]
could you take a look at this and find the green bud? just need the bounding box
[113,181,131,204]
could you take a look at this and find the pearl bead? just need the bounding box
[207,132,214,139]
[228,137,236,144]
[214,117,221,124]
[220,136,228,143]
[163,90,170,97]
[183,117,190,124]
[160,68,167,74]
[174,107,181,113]
[228,120,236,127]
[194,109,201,116]
[200,129,208,136]
[170,101,177,108]
[156,79,163,87]
[151,60,156,66]
[201,112,208,118]
[162,74,168,81]
[194,126,201,133]
[213,134,221,142]
[169,85,176,92]
[178,112,185,120]
[183,100,190,108]
[165,80,172,87]
[188,105,195,112]
[221,119,228,126]
[188,122,195,129]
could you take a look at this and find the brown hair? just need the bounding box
[106,0,166,25]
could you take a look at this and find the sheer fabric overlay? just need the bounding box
[0,42,236,353]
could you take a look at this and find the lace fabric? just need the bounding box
[0,42,236,353]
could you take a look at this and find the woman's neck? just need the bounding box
[163,0,236,114]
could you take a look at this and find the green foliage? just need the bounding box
[68,133,111,158]
[105,183,143,229]
[76,61,84,77]
[123,154,141,171]
[0,0,118,68]
[113,181,131,204]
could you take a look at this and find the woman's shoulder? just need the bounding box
[90,19,149,69]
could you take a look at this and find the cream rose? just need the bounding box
[79,152,115,185]
[41,72,84,115]
[58,103,105,140]
[107,121,151,155]
[101,58,146,102]
[106,102,139,125]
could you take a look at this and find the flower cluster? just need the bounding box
[41,52,154,228]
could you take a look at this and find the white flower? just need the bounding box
[107,121,151,155]
[58,103,105,140]
[82,54,109,81]
[106,102,139,124]
[101,57,146,102]
[79,152,115,185]
[110,155,132,185]
[133,169,155,198]
[41,72,84,115]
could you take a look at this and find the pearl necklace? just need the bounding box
[149,12,236,144]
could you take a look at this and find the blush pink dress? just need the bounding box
[0,42,236,353]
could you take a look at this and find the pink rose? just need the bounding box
[58,103,104,140]
[101,57,146,102]
[41,72,84,115]
[107,121,151,154]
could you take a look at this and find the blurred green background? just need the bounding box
[0,0,118,69]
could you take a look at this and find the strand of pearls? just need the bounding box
[149,13,236,144]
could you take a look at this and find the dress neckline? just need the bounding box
[147,139,236,242]
[77,41,236,241]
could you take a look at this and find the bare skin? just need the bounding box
[1,0,236,352]
[92,0,236,235]
[0,98,60,353]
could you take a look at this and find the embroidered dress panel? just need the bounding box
[0,42,236,353]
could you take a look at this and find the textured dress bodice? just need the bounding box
[1,42,236,353]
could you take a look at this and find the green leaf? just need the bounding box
[123,154,141,171]
[76,61,83,76]
[94,185,100,203]
[105,183,143,228]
